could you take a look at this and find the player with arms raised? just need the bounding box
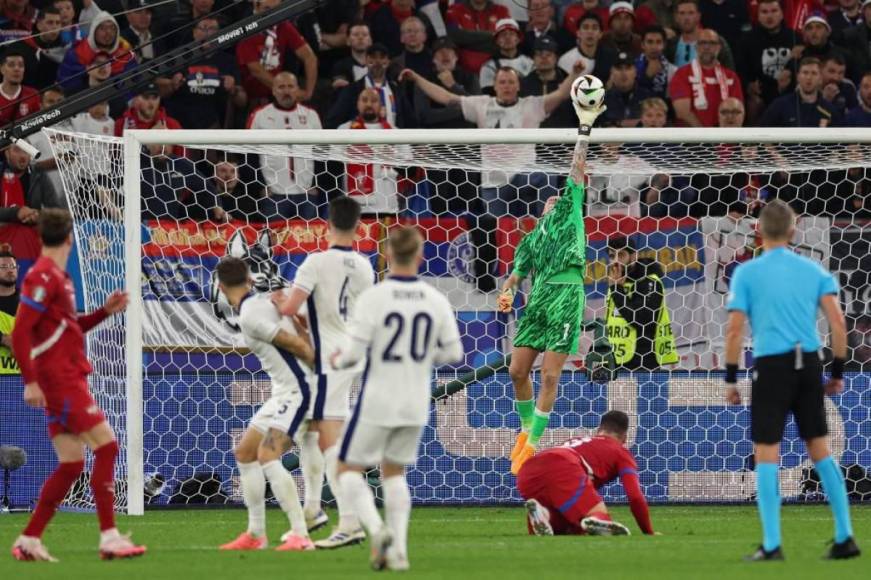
[217,257,318,551]
[11,209,145,561]
[272,196,374,548]
[518,410,654,536]
[500,77,606,474]
[333,227,463,572]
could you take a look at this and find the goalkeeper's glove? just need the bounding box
[573,102,606,138]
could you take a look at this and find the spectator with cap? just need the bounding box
[520,35,575,127]
[523,0,572,55]
[331,21,372,90]
[669,28,743,127]
[413,37,480,129]
[326,43,416,128]
[20,6,65,88]
[388,16,434,80]
[636,25,677,100]
[639,96,669,127]
[781,13,853,91]
[122,0,163,63]
[699,0,749,52]
[820,54,858,117]
[558,13,616,80]
[0,48,39,127]
[667,0,735,69]
[841,1,871,80]
[845,71,871,126]
[828,0,864,36]
[115,83,184,159]
[445,0,511,73]
[761,56,842,126]
[368,0,434,57]
[480,19,535,94]
[79,50,127,119]
[602,2,642,57]
[0,143,61,228]
[717,96,745,127]
[57,10,137,92]
[602,52,655,127]
[562,0,609,38]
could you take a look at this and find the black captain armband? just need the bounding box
[725,364,738,384]
[578,125,592,138]
[832,357,845,380]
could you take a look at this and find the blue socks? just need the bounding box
[815,456,853,543]
[756,463,781,552]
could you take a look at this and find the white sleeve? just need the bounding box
[239,299,281,343]
[358,258,375,290]
[434,296,463,365]
[333,291,376,369]
[479,61,495,89]
[460,96,489,126]
[293,255,318,295]
[526,96,548,124]
[558,51,574,75]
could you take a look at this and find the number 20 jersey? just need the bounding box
[293,246,375,374]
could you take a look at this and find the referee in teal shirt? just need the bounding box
[724,200,859,561]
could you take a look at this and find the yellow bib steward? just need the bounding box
[605,273,678,366]
[0,308,19,374]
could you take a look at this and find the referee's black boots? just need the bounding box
[827,537,861,560]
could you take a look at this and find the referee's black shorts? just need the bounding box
[751,352,828,444]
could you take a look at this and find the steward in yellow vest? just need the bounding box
[605,238,677,371]
[0,249,19,374]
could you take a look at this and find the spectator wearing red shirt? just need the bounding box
[0,0,36,43]
[115,83,182,135]
[562,0,610,38]
[0,49,39,126]
[669,28,743,126]
[0,143,60,229]
[446,0,511,73]
[57,10,137,92]
[235,0,318,103]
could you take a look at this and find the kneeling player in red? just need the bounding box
[10,209,145,562]
[517,410,654,536]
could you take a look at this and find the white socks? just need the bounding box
[262,460,308,536]
[339,471,383,535]
[299,431,324,517]
[325,445,359,531]
[383,475,411,560]
[238,461,266,536]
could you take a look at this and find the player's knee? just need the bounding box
[540,368,560,390]
[233,446,257,464]
[509,363,529,386]
[95,439,119,458]
[256,446,280,465]
[60,460,85,478]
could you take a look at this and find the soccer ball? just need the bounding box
[571,75,605,109]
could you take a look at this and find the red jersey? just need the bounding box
[668,62,743,127]
[236,22,307,100]
[445,0,510,73]
[12,256,110,388]
[0,85,40,125]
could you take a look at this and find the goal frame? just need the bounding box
[120,127,871,515]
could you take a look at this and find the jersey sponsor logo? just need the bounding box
[447,231,476,284]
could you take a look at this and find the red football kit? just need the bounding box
[517,435,654,535]
[12,256,110,438]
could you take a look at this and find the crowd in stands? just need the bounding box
[0,0,869,227]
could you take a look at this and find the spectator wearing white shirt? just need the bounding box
[246,72,323,220]
[557,12,616,81]
[480,19,535,95]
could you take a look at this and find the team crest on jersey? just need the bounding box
[447,231,477,284]
[19,103,29,116]
[208,229,288,331]
[32,286,46,302]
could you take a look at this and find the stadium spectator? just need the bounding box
[523,0,571,55]
[0,245,18,371]
[562,0,609,38]
[0,48,39,126]
[402,62,583,216]
[602,2,641,57]
[636,25,677,100]
[445,0,511,73]
[122,0,162,63]
[115,83,183,135]
[821,54,858,117]
[167,0,222,48]
[480,19,535,94]
[828,0,864,35]
[368,0,433,57]
[20,6,65,89]
[639,96,669,126]
[54,0,84,46]
[845,71,871,126]
[840,2,871,81]
[26,87,68,198]
[737,0,795,121]
[669,29,743,127]
[0,143,61,227]
[337,88,409,215]
[781,14,853,90]
[760,57,841,126]
[558,13,616,79]
[700,0,749,52]
[326,43,415,128]
[294,0,361,77]
[413,37,479,129]
[70,100,115,136]
[57,10,137,92]
[520,35,575,127]
[214,159,269,223]
[635,0,675,35]
[141,138,224,222]
[235,0,317,104]
[667,0,734,70]
[246,71,322,220]
[163,17,247,130]
[331,21,372,90]
[80,51,127,119]
[0,0,36,44]
[718,96,745,127]
[602,52,654,127]
[388,16,433,80]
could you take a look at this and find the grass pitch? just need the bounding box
[1,505,869,579]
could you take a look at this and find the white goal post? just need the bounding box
[43,127,871,515]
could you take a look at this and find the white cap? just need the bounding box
[609,1,635,19]
[803,14,831,31]
[494,18,520,37]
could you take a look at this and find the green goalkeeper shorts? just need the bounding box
[513,283,584,355]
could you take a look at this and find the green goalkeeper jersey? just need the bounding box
[536,177,587,284]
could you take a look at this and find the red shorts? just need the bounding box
[45,387,106,439]
[517,450,603,535]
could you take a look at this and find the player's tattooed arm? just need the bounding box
[569,138,589,185]
[272,329,315,368]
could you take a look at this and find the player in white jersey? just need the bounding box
[273,196,374,548]
[333,227,463,572]
[215,257,317,552]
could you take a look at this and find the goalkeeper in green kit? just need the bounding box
[498,89,605,475]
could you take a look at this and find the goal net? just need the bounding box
[43,127,871,514]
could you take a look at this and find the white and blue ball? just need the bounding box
[571,75,605,109]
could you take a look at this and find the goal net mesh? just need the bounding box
[44,129,871,511]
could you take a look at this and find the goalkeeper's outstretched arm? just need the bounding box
[569,96,606,185]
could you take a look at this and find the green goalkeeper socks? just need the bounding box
[528,408,551,448]
[515,399,535,432]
